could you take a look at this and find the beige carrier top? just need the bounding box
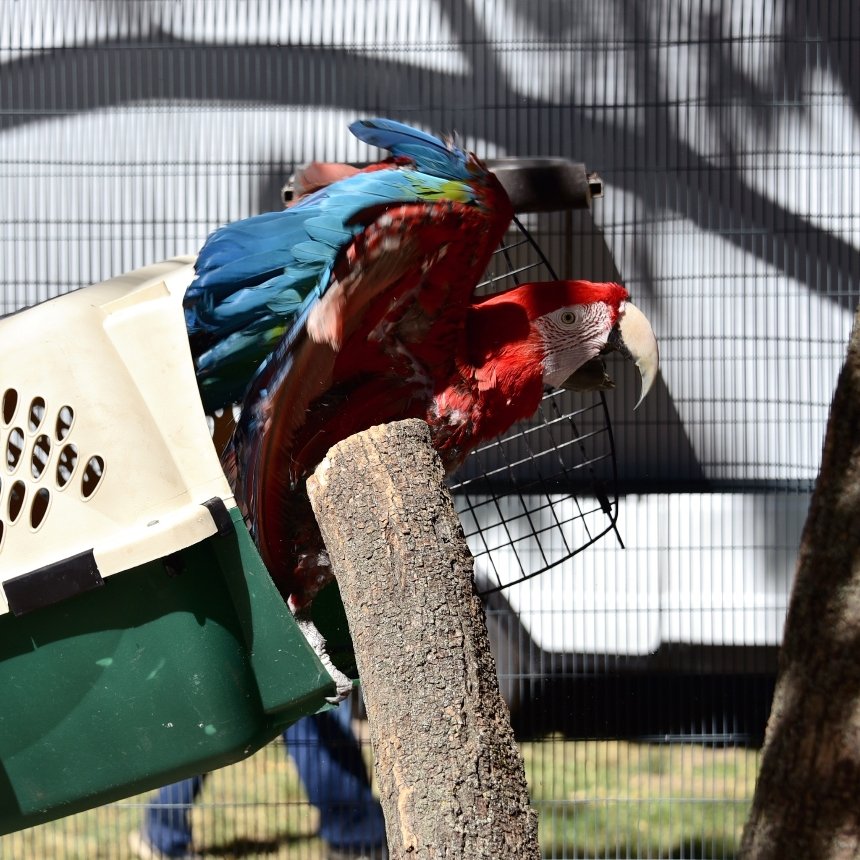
[0,257,236,615]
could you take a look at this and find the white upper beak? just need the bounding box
[615,301,659,409]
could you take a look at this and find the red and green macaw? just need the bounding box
[185,119,658,696]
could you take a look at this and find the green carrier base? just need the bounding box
[0,507,344,835]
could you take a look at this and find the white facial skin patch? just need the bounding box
[535,302,615,389]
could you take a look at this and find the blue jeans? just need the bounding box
[143,699,386,856]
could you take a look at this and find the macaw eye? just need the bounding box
[560,311,577,325]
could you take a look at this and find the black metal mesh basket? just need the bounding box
[451,211,623,596]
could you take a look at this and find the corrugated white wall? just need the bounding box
[3,3,856,856]
[2,0,855,482]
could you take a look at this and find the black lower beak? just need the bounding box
[560,356,616,392]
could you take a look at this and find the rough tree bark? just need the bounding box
[306,419,540,860]
[740,307,860,859]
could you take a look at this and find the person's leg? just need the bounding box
[285,698,386,855]
[139,774,206,855]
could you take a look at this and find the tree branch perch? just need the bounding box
[307,419,540,859]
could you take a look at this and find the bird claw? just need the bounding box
[325,680,354,706]
[294,612,354,705]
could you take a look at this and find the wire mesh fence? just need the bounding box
[1,1,859,858]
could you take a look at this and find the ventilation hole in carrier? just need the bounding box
[56,444,79,488]
[56,405,74,441]
[8,481,25,523]
[30,488,50,530]
[81,455,105,499]
[31,434,51,479]
[28,397,46,433]
[6,427,24,472]
[2,389,17,425]
[0,519,4,551]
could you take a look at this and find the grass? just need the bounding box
[0,737,758,859]
[523,738,759,858]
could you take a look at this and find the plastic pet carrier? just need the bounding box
[0,258,341,834]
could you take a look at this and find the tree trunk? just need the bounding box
[740,307,860,858]
[306,419,540,860]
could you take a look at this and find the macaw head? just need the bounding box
[474,280,659,408]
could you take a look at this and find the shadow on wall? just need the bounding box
[0,0,857,313]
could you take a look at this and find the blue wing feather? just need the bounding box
[348,118,472,180]
[185,119,489,411]
[304,215,354,247]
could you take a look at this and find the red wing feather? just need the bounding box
[233,186,512,605]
